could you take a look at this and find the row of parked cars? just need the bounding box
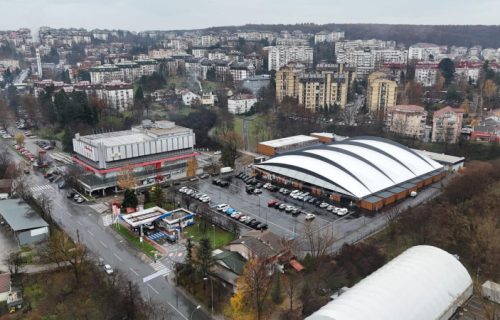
[14,144,36,162]
[178,187,211,203]
[212,178,230,188]
[267,199,316,220]
[35,140,54,150]
[215,203,268,230]
[279,188,349,216]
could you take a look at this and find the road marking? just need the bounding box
[65,211,71,216]
[99,240,108,248]
[129,267,140,276]
[149,261,166,271]
[147,284,159,295]
[113,253,123,262]
[76,221,83,226]
[55,202,63,209]
[166,302,189,320]
[88,230,95,237]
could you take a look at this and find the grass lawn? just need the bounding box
[183,221,235,248]
[234,117,243,136]
[112,224,158,258]
[234,114,272,151]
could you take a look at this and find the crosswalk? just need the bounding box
[149,261,167,271]
[30,184,53,198]
[89,203,109,214]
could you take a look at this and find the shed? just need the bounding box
[0,199,49,246]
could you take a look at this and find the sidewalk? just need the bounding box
[22,261,71,274]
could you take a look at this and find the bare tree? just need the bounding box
[231,256,272,320]
[43,229,88,284]
[283,272,298,314]
[5,251,24,276]
[341,103,358,126]
[302,220,336,258]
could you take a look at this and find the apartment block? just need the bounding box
[432,106,464,143]
[366,72,398,113]
[385,105,427,139]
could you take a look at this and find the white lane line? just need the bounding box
[55,202,63,209]
[113,253,123,262]
[65,211,71,216]
[147,284,159,295]
[88,230,95,237]
[76,221,83,226]
[99,240,108,248]
[129,267,140,276]
[166,302,189,320]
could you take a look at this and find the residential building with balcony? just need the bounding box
[366,72,398,113]
[432,107,464,143]
[385,105,427,139]
[228,94,257,114]
[267,46,313,71]
[415,62,440,87]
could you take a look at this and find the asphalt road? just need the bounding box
[2,138,210,320]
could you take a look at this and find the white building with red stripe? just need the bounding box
[72,120,198,195]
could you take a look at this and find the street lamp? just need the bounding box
[190,305,201,320]
[203,277,214,314]
[211,224,215,248]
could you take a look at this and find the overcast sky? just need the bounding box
[1,0,499,31]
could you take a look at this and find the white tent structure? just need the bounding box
[306,246,473,320]
[255,137,443,199]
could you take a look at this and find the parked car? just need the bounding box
[253,188,262,194]
[268,199,278,207]
[305,213,316,221]
[216,204,229,211]
[319,202,329,209]
[278,203,286,210]
[143,223,155,230]
[255,223,268,230]
[104,264,114,275]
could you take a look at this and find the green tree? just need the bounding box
[122,189,138,210]
[150,184,165,207]
[438,58,455,86]
[134,86,145,101]
[196,237,214,276]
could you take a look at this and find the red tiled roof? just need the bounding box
[289,259,304,272]
[434,106,464,116]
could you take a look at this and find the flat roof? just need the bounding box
[77,123,192,148]
[0,199,49,231]
[363,196,384,203]
[120,207,194,227]
[413,149,465,165]
[258,135,319,148]
[311,132,335,138]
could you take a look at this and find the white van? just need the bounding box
[0,193,9,200]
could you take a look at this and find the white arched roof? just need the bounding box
[255,137,443,199]
[306,246,473,320]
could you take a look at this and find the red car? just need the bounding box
[268,199,278,207]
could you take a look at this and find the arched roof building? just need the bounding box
[306,246,473,320]
[254,136,443,200]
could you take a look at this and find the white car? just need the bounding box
[305,213,316,221]
[326,205,335,211]
[337,208,349,216]
[319,202,329,208]
[216,203,228,211]
[179,187,188,193]
[200,196,211,203]
[104,264,114,275]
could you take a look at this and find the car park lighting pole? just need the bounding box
[212,224,215,248]
[203,277,214,314]
[190,305,201,320]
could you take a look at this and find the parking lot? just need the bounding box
[185,173,366,239]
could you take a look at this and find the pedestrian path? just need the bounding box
[30,184,53,198]
[149,261,167,271]
[89,203,109,214]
